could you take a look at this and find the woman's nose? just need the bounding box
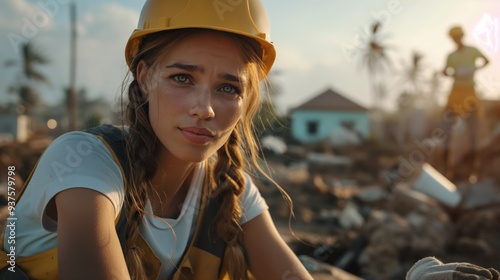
[189,88,215,119]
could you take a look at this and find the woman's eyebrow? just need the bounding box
[166,63,201,72]
[220,73,241,83]
[166,62,242,83]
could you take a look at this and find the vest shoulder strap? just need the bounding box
[84,124,129,177]
[84,124,129,253]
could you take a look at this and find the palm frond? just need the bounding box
[27,70,48,83]
[371,21,381,34]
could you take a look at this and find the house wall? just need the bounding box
[0,114,29,142]
[291,110,370,143]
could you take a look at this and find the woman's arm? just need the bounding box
[55,188,130,280]
[477,52,490,69]
[242,210,312,280]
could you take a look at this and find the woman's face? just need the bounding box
[138,31,248,163]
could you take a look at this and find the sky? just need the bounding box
[0,0,499,114]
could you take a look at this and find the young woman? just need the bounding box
[0,0,312,279]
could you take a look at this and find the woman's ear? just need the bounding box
[136,60,149,95]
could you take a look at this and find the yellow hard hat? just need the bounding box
[125,0,276,74]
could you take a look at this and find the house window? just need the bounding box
[307,121,318,135]
[341,121,355,130]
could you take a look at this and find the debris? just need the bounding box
[328,127,362,147]
[261,135,287,155]
[299,255,364,280]
[5,130,500,279]
[355,185,390,203]
[411,163,461,208]
[339,202,364,230]
[307,152,353,167]
[459,178,500,209]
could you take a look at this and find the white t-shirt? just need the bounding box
[445,46,484,87]
[5,131,268,279]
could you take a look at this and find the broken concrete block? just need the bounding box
[388,186,448,221]
[412,163,461,208]
[339,202,364,230]
[355,186,390,203]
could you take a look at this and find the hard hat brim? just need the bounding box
[125,26,276,76]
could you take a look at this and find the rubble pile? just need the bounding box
[2,135,500,279]
[0,138,50,230]
[258,141,500,279]
[0,137,50,186]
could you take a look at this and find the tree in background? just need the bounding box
[61,88,114,129]
[393,51,425,143]
[5,42,50,116]
[356,21,392,140]
[394,52,446,143]
[254,70,283,137]
[358,21,392,109]
[398,51,425,97]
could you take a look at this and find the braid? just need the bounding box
[123,79,160,280]
[213,128,248,280]
[118,29,193,279]
[117,28,292,279]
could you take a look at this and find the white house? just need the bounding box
[0,114,30,143]
[291,88,370,144]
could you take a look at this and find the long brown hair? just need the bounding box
[121,28,290,279]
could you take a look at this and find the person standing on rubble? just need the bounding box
[0,0,313,279]
[406,26,499,280]
[441,25,489,181]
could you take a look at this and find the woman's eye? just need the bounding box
[172,74,191,84]
[220,84,241,95]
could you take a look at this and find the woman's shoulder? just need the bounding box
[48,129,110,153]
[24,128,127,227]
[47,126,127,162]
[239,172,269,224]
[42,128,126,187]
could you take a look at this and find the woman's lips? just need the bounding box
[179,127,214,144]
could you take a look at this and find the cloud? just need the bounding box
[0,0,59,38]
[0,0,76,59]
[274,44,314,72]
[0,0,57,102]
[0,1,140,106]
[75,3,139,102]
[80,3,138,41]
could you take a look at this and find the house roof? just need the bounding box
[294,88,368,112]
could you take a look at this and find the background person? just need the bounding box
[441,25,489,181]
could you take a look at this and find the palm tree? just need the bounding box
[357,21,392,139]
[425,71,443,109]
[5,42,50,115]
[394,51,425,102]
[361,23,392,76]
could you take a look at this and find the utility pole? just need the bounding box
[68,1,77,131]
